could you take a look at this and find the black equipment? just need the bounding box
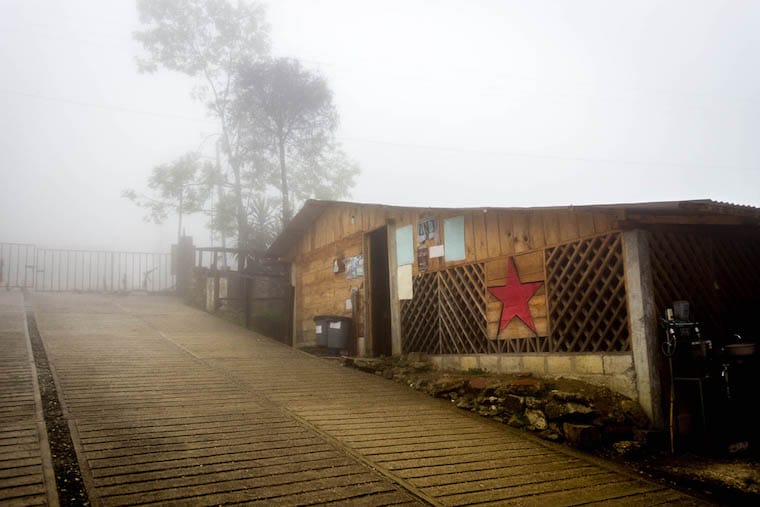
[661,301,757,456]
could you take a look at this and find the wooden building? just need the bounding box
[267,199,760,429]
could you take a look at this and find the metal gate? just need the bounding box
[0,242,174,293]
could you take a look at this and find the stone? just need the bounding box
[507,414,528,428]
[613,440,644,456]
[427,376,466,397]
[550,389,592,405]
[525,408,548,431]
[353,358,386,373]
[544,400,597,421]
[524,396,546,410]
[467,376,489,390]
[406,351,425,363]
[495,378,544,397]
[456,398,475,410]
[409,361,431,372]
[539,430,562,442]
[563,423,602,449]
[502,394,524,414]
[620,399,649,428]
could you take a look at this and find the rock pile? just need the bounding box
[342,354,663,455]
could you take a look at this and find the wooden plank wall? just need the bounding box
[292,204,621,344]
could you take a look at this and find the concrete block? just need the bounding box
[603,354,634,375]
[441,355,460,371]
[574,355,604,374]
[522,355,546,375]
[460,356,479,371]
[478,355,501,373]
[546,355,573,374]
[500,355,523,373]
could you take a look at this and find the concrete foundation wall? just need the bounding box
[428,352,638,400]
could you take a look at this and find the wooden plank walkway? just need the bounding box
[29,292,714,506]
[0,291,56,506]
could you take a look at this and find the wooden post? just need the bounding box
[175,236,195,300]
[289,263,297,347]
[386,220,402,356]
[623,229,664,429]
[362,233,373,355]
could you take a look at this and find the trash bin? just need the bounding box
[313,315,330,347]
[326,316,353,351]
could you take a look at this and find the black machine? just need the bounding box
[661,301,758,456]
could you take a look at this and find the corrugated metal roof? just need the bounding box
[266,198,760,259]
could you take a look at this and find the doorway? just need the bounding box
[368,226,392,356]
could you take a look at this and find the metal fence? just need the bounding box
[0,243,36,289]
[0,243,174,293]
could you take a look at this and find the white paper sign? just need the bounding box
[315,325,322,334]
[329,321,342,329]
[345,298,353,311]
[397,264,413,300]
[429,244,445,258]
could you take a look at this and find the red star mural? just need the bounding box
[488,257,543,334]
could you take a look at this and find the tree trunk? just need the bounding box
[219,129,248,272]
[278,134,291,228]
[177,191,183,244]
[232,163,248,271]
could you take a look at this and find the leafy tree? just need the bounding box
[122,152,209,242]
[133,1,359,252]
[133,0,270,256]
[236,57,359,227]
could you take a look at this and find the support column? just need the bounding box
[386,221,402,356]
[623,229,663,428]
[174,236,195,300]
[290,263,298,347]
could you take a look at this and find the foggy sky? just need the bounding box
[2,0,759,253]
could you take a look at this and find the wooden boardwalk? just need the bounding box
[0,291,56,506]
[25,292,713,506]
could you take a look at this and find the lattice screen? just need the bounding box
[401,263,490,354]
[401,263,554,354]
[648,229,760,341]
[545,233,630,352]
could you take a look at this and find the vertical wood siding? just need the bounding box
[291,204,621,345]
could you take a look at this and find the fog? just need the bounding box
[2,0,760,253]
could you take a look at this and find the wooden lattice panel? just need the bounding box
[401,264,489,354]
[438,264,489,354]
[400,272,440,353]
[649,229,760,341]
[545,233,630,352]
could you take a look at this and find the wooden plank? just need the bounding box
[498,212,515,257]
[592,211,615,234]
[463,214,476,262]
[485,211,501,259]
[528,213,546,249]
[577,211,595,237]
[485,258,507,285]
[558,212,580,243]
[512,213,529,253]
[514,251,544,283]
[543,212,561,247]
[472,212,489,261]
